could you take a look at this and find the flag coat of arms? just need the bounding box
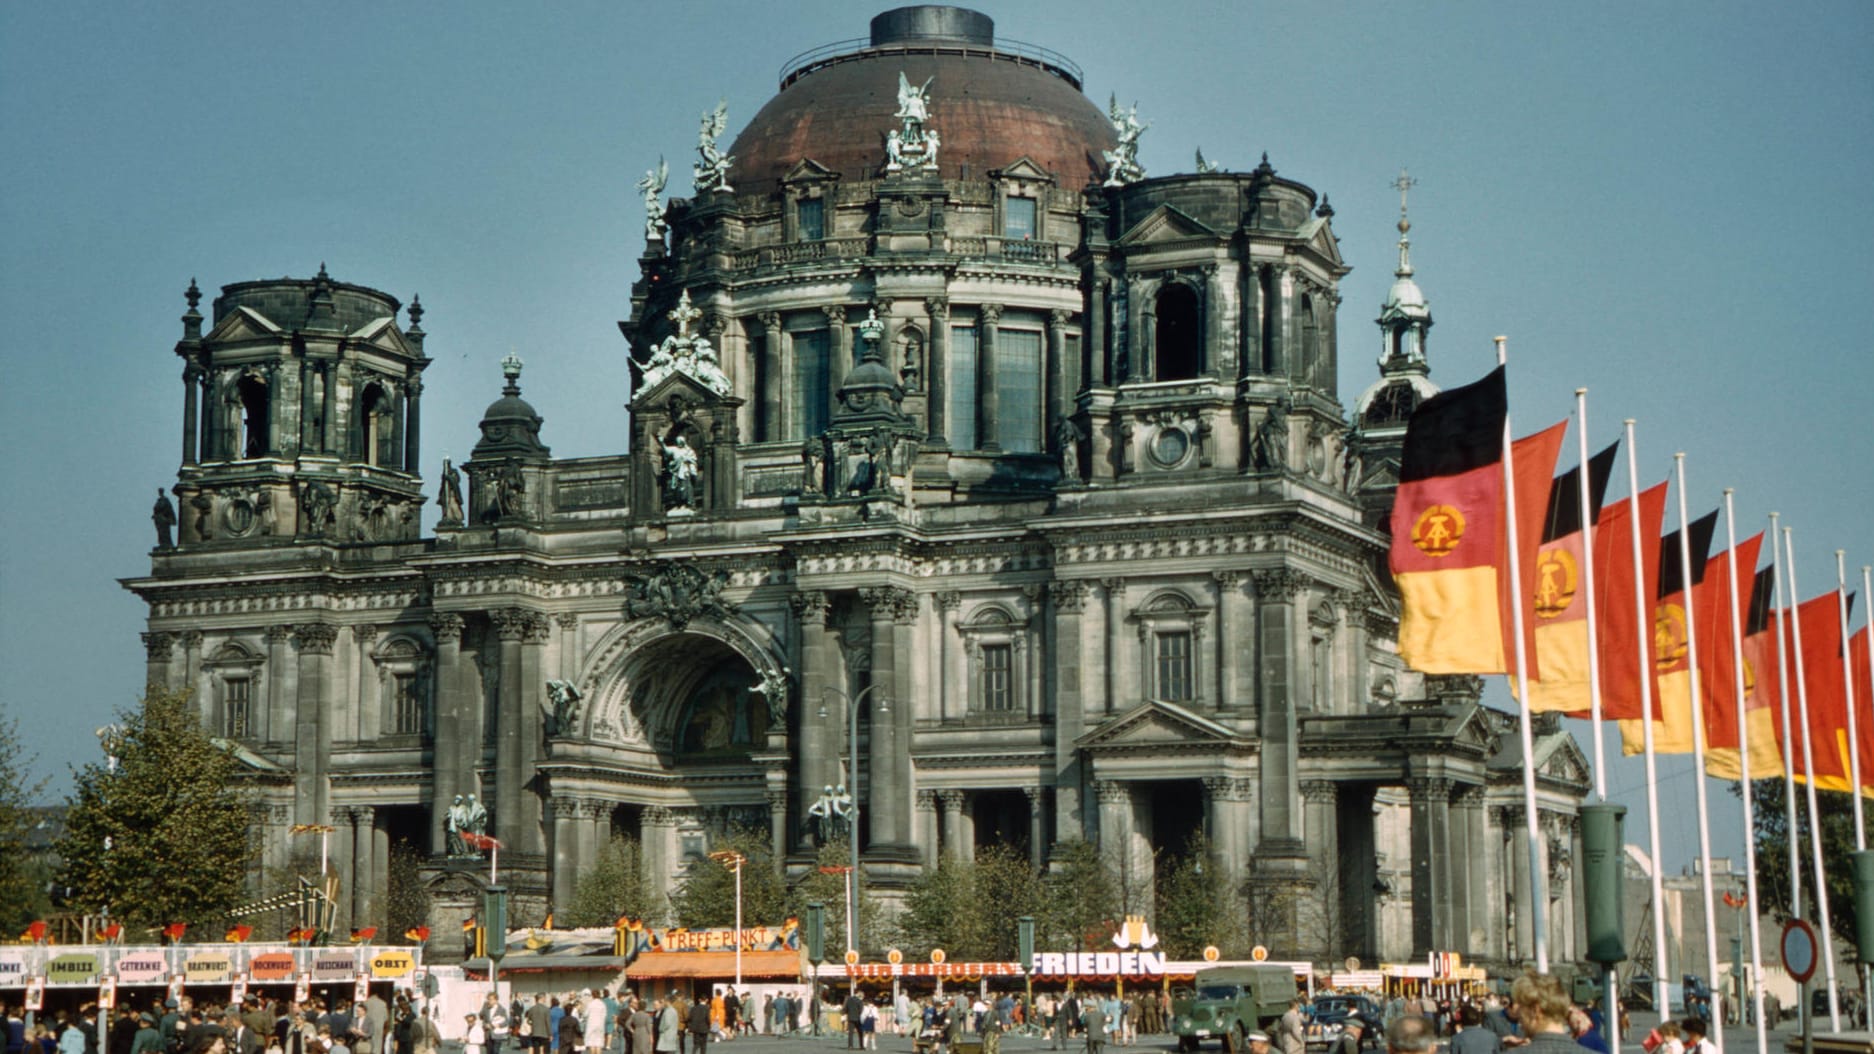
[1620,511,1716,755]
[1706,564,1784,780]
[1584,482,1668,721]
[1520,444,1617,712]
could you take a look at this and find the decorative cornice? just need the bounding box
[1252,569,1308,602]
[264,624,295,645]
[1298,779,1339,804]
[924,297,949,320]
[1050,580,1089,613]
[789,590,831,626]
[428,613,464,644]
[491,607,532,642]
[142,631,176,661]
[979,303,1004,324]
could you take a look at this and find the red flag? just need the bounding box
[404,926,431,943]
[1388,367,1567,676]
[1695,534,1763,771]
[1589,482,1668,720]
[1621,510,1717,755]
[459,831,503,852]
[97,923,122,941]
[287,927,316,944]
[162,923,187,943]
[20,921,47,943]
[1854,626,1873,794]
[1522,443,1618,712]
[1708,566,1785,779]
[1788,591,1855,789]
[349,926,378,944]
[224,925,253,943]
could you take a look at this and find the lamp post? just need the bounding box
[709,849,748,987]
[817,684,888,959]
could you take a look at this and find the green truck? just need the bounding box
[1172,965,1298,1051]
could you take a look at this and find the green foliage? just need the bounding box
[55,688,254,928]
[384,843,432,939]
[669,828,788,930]
[898,845,1042,960]
[785,838,886,955]
[1038,839,1119,950]
[0,710,49,932]
[564,836,657,928]
[1747,777,1863,954]
[1153,833,1240,958]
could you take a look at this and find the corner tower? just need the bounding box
[167,268,429,547]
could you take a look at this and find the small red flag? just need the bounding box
[404,926,431,943]
[225,925,253,943]
[20,921,47,943]
[162,923,187,943]
[98,923,122,941]
[349,927,378,944]
[459,831,503,852]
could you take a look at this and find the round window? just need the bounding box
[1149,426,1190,468]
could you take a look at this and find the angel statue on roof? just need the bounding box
[693,99,734,194]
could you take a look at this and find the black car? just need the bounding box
[1305,996,1379,1051]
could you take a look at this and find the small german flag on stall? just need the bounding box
[225,925,253,943]
[1389,366,1565,676]
[162,923,188,943]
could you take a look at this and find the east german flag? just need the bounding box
[1692,533,1763,766]
[1787,590,1856,790]
[1389,367,1567,675]
[1587,482,1669,720]
[1706,564,1785,780]
[1519,443,1618,712]
[1854,625,1873,794]
[1620,510,1717,755]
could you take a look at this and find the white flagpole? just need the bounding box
[1497,336,1548,973]
[1770,514,1803,924]
[1577,391,1608,799]
[1838,550,1865,851]
[1671,454,1723,1052]
[1783,526,1842,1030]
[1721,491,1767,1053]
[1577,390,1616,1053]
[1625,421,1669,1017]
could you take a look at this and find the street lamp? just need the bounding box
[816,684,889,958]
[709,849,748,987]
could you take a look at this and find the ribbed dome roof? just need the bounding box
[728,6,1116,194]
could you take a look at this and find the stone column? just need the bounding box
[519,613,550,852]
[860,587,904,851]
[142,632,176,694]
[262,625,291,746]
[1102,579,1127,716]
[1334,589,1369,714]
[293,624,337,826]
[329,805,356,932]
[642,806,677,905]
[1214,571,1253,717]
[1023,786,1047,869]
[758,312,784,441]
[791,592,834,851]
[1089,278,1110,386]
[1300,780,1340,956]
[1050,582,1088,842]
[1094,780,1133,878]
[353,624,378,740]
[490,608,529,849]
[182,364,202,465]
[1047,310,1071,440]
[890,590,918,849]
[915,791,940,868]
[1407,777,1453,956]
[824,306,848,412]
[403,376,422,474]
[181,630,205,708]
[1501,805,1531,965]
[1569,815,1587,963]
[1202,264,1225,373]
[936,592,961,721]
[765,790,789,867]
[978,304,1002,450]
[427,614,463,855]
[1253,571,1304,849]
[324,361,346,456]
[925,298,949,442]
[550,797,581,910]
[349,806,377,927]
[938,790,966,861]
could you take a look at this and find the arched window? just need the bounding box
[1154,284,1201,381]
[1298,294,1321,386]
[237,375,270,458]
[359,383,392,466]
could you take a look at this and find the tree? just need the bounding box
[1747,777,1862,954]
[787,838,887,955]
[56,688,254,928]
[898,845,1042,960]
[384,843,432,939]
[0,710,49,932]
[1154,833,1242,958]
[564,836,657,928]
[669,828,788,931]
[1038,839,1118,950]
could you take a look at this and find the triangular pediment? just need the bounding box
[349,315,411,355]
[1078,699,1237,750]
[782,158,839,184]
[205,305,282,343]
[630,367,736,411]
[991,156,1055,184]
[1536,732,1592,787]
[1296,216,1345,268]
[1115,204,1218,247]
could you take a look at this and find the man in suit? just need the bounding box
[226,1012,262,1054]
[1080,1001,1106,1054]
[685,998,711,1054]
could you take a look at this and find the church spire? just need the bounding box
[1393,167,1417,278]
[1376,168,1432,374]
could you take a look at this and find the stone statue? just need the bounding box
[885,129,906,171]
[437,458,464,525]
[895,71,932,125]
[636,156,668,242]
[491,462,525,520]
[152,489,177,549]
[1195,147,1216,174]
[544,679,583,738]
[444,794,468,856]
[846,434,882,495]
[1340,429,1365,494]
[1102,94,1148,187]
[693,98,734,194]
[298,480,336,536]
[635,290,733,398]
[751,669,790,729]
[461,795,489,842]
[801,439,824,495]
[922,127,940,168]
[898,331,923,391]
[807,782,855,843]
[1251,401,1288,470]
[884,70,940,173]
[661,434,700,509]
[1056,418,1082,482]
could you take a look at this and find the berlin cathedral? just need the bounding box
[125,6,1589,966]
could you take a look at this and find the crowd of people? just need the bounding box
[2,990,443,1054]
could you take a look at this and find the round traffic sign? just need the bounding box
[844,949,860,967]
[1250,945,1268,962]
[1781,919,1818,984]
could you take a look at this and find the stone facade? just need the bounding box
[123,6,1588,967]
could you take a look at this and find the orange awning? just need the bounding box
[626,949,802,980]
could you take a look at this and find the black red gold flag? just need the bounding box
[1707,563,1784,779]
[1621,509,1717,754]
[1521,443,1618,712]
[1788,591,1857,789]
[1589,482,1668,721]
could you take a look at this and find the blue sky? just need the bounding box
[2,1,1870,875]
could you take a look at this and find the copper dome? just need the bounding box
[728,6,1116,194]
